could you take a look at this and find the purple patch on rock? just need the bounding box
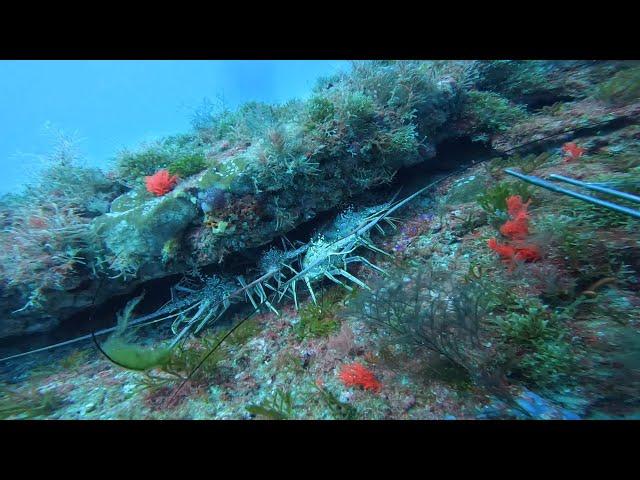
[200,187,228,213]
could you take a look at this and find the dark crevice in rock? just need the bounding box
[525,95,576,112]
[391,136,497,195]
[512,115,640,157]
[572,115,639,138]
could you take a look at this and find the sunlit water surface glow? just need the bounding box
[0,60,350,194]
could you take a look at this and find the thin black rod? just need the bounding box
[166,305,262,405]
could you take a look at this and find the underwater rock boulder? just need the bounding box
[92,187,199,279]
[444,172,492,205]
[0,311,61,339]
[0,188,199,341]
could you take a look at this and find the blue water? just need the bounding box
[0,60,350,195]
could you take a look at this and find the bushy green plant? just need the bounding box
[592,65,640,105]
[226,318,260,347]
[590,171,640,195]
[601,153,640,173]
[492,297,579,389]
[560,196,636,230]
[351,261,487,375]
[316,385,359,420]
[487,152,552,176]
[303,61,466,171]
[306,95,336,125]
[343,91,376,124]
[371,124,420,162]
[0,385,64,419]
[59,349,90,369]
[535,211,636,288]
[230,101,305,142]
[0,131,116,312]
[444,174,491,205]
[246,389,295,419]
[0,195,92,311]
[480,272,534,315]
[133,330,230,396]
[515,337,577,388]
[115,135,209,183]
[115,143,171,183]
[26,127,117,215]
[349,60,471,130]
[475,60,556,101]
[167,153,207,178]
[463,90,527,134]
[476,180,534,228]
[498,303,553,345]
[295,288,345,340]
[160,333,227,383]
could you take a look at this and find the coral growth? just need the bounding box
[488,195,541,265]
[562,142,586,163]
[500,195,531,239]
[145,169,179,196]
[488,238,541,263]
[339,363,381,392]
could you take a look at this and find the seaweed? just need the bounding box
[0,384,65,419]
[351,261,487,376]
[477,181,534,216]
[476,180,534,228]
[159,331,228,383]
[168,153,207,178]
[488,296,581,390]
[246,389,295,420]
[294,287,346,340]
[97,293,173,371]
[316,386,359,420]
[463,90,527,134]
[486,152,552,176]
[225,318,261,347]
[592,65,640,105]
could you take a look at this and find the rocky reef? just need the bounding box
[1,58,640,419]
[1,60,624,341]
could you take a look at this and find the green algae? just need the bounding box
[0,383,65,420]
[316,386,359,420]
[246,388,295,420]
[476,180,534,216]
[294,288,347,340]
[167,153,207,177]
[97,292,173,371]
[463,90,527,134]
[101,337,173,371]
[592,65,640,105]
